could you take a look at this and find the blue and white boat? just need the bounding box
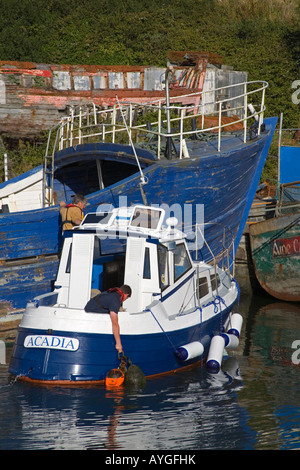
[0,72,277,310]
[9,204,242,383]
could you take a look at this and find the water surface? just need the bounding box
[0,294,299,450]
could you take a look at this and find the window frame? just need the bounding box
[143,246,151,279]
[197,276,209,299]
[173,242,192,283]
[157,243,170,291]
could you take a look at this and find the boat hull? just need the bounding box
[9,305,233,383]
[0,256,59,309]
[0,118,277,309]
[249,213,300,301]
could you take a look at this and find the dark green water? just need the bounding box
[0,294,299,450]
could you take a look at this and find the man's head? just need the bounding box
[72,193,87,210]
[120,284,132,301]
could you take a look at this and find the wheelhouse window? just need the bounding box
[173,243,192,282]
[197,276,209,299]
[143,247,151,279]
[210,273,221,292]
[65,243,72,273]
[130,207,162,230]
[158,244,169,290]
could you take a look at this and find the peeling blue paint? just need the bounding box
[0,118,277,308]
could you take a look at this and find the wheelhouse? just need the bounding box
[43,205,229,316]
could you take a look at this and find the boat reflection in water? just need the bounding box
[2,355,247,450]
[1,296,299,449]
[236,296,300,450]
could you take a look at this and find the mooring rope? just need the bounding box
[148,303,206,353]
[147,308,177,351]
[252,214,300,256]
[115,95,148,206]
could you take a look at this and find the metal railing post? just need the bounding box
[112,104,116,143]
[158,101,162,159]
[258,87,265,135]
[79,107,82,145]
[243,82,248,143]
[179,108,184,158]
[70,108,74,147]
[218,101,222,152]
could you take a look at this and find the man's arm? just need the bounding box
[110,311,122,353]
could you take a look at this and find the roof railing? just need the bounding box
[195,221,236,281]
[43,80,268,206]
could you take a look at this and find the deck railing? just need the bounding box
[195,222,236,280]
[43,80,268,206]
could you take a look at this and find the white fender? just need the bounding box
[175,341,204,362]
[206,335,225,373]
[227,313,243,337]
[221,332,239,349]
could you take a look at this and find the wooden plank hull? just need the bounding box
[0,56,242,139]
[249,213,300,301]
[0,118,277,308]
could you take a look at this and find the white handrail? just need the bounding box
[195,221,235,274]
[43,80,268,206]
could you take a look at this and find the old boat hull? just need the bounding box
[249,212,300,301]
[0,117,277,309]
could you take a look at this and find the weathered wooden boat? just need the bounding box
[249,180,300,301]
[0,71,277,310]
[0,310,23,342]
[0,52,236,139]
[9,204,242,383]
[249,114,300,302]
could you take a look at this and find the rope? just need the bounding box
[148,305,204,352]
[147,308,177,351]
[148,287,237,353]
[179,274,196,313]
[252,214,300,256]
[223,278,240,332]
[203,295,229,333]
[116,95,148,205]
[204,295,226,314]
[148,300,203,351]
[115,95,148,188]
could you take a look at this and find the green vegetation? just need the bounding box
[0,0,299,181]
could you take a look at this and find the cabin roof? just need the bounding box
[77,205,185,241]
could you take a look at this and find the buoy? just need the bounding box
[112,353,146,388]
[206,335,225,373]
[105,368,125,388]
[124,363,146,388]
[227,313,243,337]
[175,341,204,362]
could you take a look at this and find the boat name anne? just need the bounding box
[24,335,79,351]
[272,236,300,258]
